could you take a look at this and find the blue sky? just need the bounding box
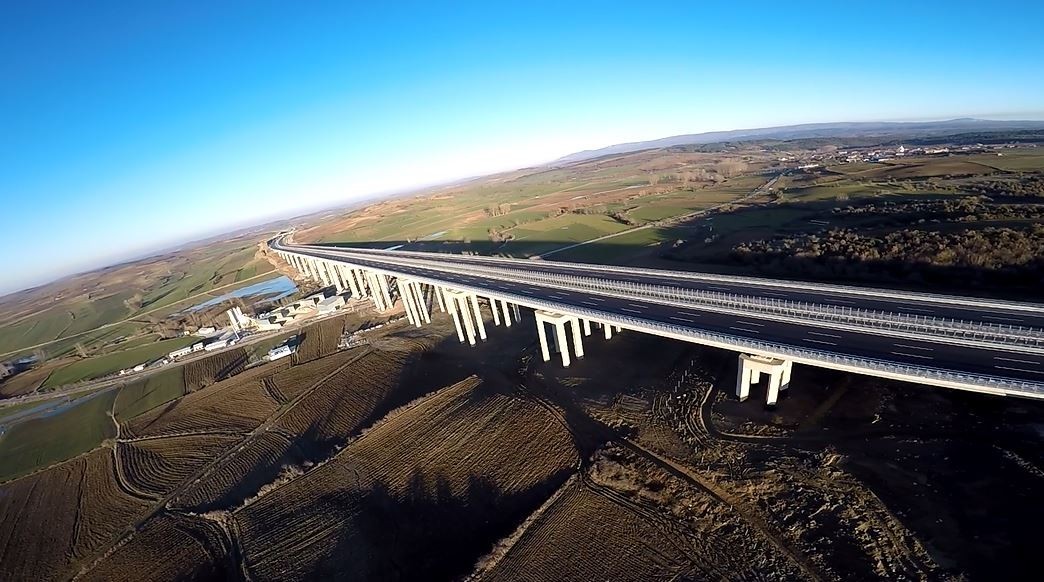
[2,1,1043,294]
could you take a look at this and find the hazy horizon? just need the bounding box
[4,1,1043,294]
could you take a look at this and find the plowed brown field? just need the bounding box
[0,448,151,581]
[274,350,408,452]
[171,432,300,511]
[118,434,238,496]
[124,374,278,438]
[78,513,236,582]
[235,376,579,581]
[184,347,249,391]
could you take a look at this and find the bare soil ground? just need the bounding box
[0,448,151,581]
[4,306,1041,581]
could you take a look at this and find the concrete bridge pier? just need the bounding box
[500,299,514,327]
[398,279,420,326]
[366,272,388,311]
[411,281,431,323]
[338,265,361,297]
[352,269,369,297]
[316,260,333,288]
[535,311,584,367]
[735,354,794,406]
[444,289,485,345]
[488,297,501,326]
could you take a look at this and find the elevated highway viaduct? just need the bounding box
[268,236,1044,405]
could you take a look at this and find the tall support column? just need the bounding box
[434,285,446,312]
[570,317,584,359]
[340,265,361,297]
[412,282,430,323]
[780,360,793,393]
[489,297,501,326]
[512,304,521,321]
[446,290,466,343]
[555,323,570,367]
[317,261,333,288]
[735,356,753,402]
[458,297,477,345]
[536,319,551,361]
[355,270,369,296]
[500,299,512,327]
[469,294,487,341]
[399,281,418,326]
[603,322,613,340]
[766,372,783,407]
[377,274,393,309]
[327,262,344,293]
[535,311,574,367]
[367,273,386,310]
[582,319,591,336]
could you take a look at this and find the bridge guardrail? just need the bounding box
[293,249,1044,398]
[300,242,1044,342]
[316,247,1044,351]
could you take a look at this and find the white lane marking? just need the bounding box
[736,320,764,327]
[805,338,837,346]
[670,316,696,323]
[994,356,1039,365]
[627,303,646,308]
[590,297,605,302]
[707,286,731,291]
[548,294,566,299]
[680,311,702,317]
[808,331,842,339]
[762,292,786,297]
[729,326,760,334]
[621,308,643,314]
[995,365,1044,375]
[521,290,534,295]
[581,300,599,306]
[890,351,933,360]
[903,307,935,314]
[983,315,1024,323]
[893,343,934,352]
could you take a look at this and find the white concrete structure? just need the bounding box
[534,310,585,367]
[268,236,1044,404]
[735,354,793,406]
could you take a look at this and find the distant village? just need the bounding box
[780,141,1034,168]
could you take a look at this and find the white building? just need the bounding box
[168,345,194,360]
[267,345,294,361]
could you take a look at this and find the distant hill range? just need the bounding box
[551,118,1044,165]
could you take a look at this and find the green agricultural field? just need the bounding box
[113,366,187,421]
[502,214,632,256]
[964,150,1044,172]
[43,337,197,389]
[781,183,890,201]
[0,389,117,482]
[627,205,692,222]
[0,400,45,423]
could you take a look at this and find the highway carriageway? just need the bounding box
[315,244,1044,332]
[279,242,1044,393]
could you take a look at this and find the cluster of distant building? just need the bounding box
[779,142,1033,168]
